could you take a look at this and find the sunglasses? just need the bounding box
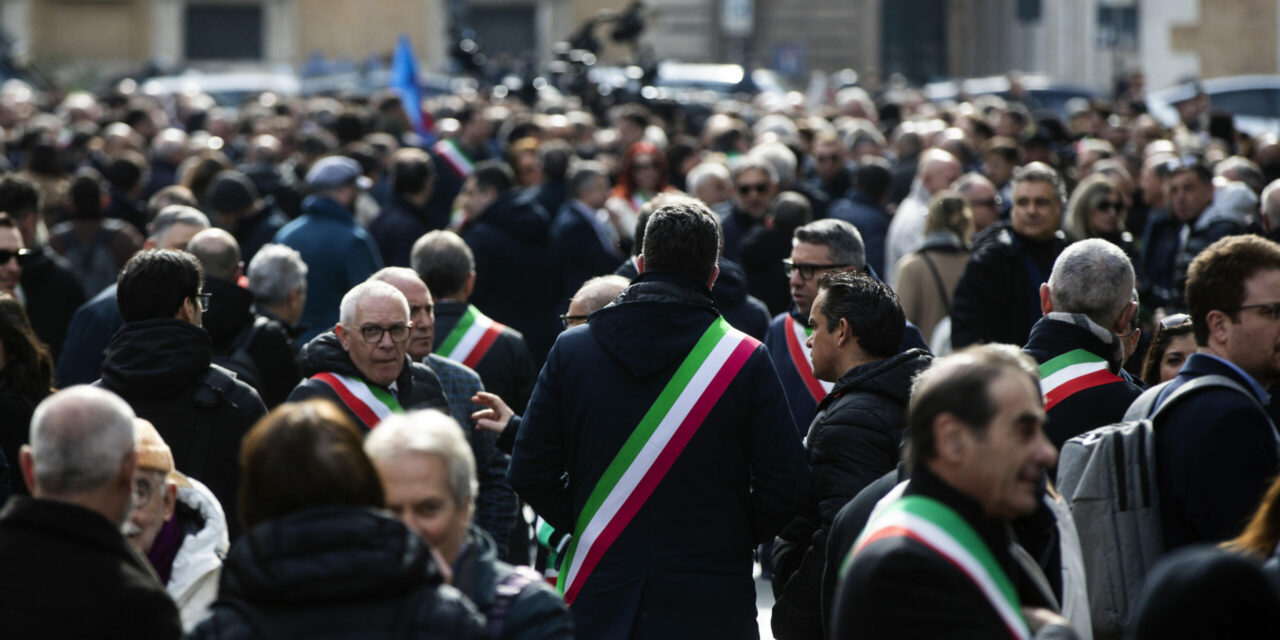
[737,183,770,196]
[0,248,31,265]
[1096,200,1124,212]
[1159,313,1191,329]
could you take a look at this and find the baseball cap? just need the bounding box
[306,156,373,191]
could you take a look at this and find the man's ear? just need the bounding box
[1112,301,1139,336]
[335,323,352,352]
[1205,308,1232,346]
[19,446,35,494]
[1039,283,1053,315]
[162,482,178,522]
[463,272,477,299]
[636,254,645,274]
[706,263,720,290]
[933,413,970,466]
[175,297,198,323]
[837,317,853,347]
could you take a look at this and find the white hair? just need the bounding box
[339,280,410,327]
[686,161,730,195]
[248,243,308,305]
[1262,179,1280,232]
[365,410,477,508]
[749,142,797,186]
[29,386,136,495]
[1047,238,1136,327]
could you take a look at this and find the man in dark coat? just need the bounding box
[2,176,84,360]
[1167,161,1255,310]
[832,346,1076,639]
[764,219,929,437]
[414,228,538,413]
[204,170,288,265]
[952,162,1072,349]
[288,280,448,429]
[367,411,573,640]
[456,161,558,362]
[1135,235,1280,550]
[369,147,437,268]
[96,249,266,538]
[1023,239,1144,450]
[508,200,811,639]
[828,158,894,278]
[721,156,777,263]
[187,229,300,409]
[771,271,931,640]
[551,161,624,314]
[0,386,182,639]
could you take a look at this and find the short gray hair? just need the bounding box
[1047,238,1136,327]
[686,161,730,195]
[749,142,797,186]
[149,204,210,247]
[1012,162,1067,205]
[247,243,308,305]
[339,280,409,328]
[793,218,866,270]
[730,155,778,185]
[365,409,477,509]
[29,386,136,496]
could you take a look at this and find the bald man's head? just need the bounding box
[566,275,630,328]
[186,228,241,282]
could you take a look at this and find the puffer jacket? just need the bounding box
[1170,182,1258,311]
[452,525,573,640]
[189,507,487,639]
[770,348,933,640]
[167,476,229,632]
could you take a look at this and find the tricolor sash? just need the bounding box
[784,314,834,403]
[310,372,404,429]
[536,517,570,587]
[434,139,475,178]
[1039,349,1122,411]
[436,305,504,369]
[556,317,759,604]
[846,495,1031,640]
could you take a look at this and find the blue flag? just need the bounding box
[390,34,434,143]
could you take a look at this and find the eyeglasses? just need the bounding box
[132,474,162,505]
[0,248,31,265]
[1232,302,1280,322]
[737,183,770,196]
[357,323,413,344]
[1096,200,1124,212]
[782,259,851,281]
[1159,313,1192,330]
[559,314,589,329]
[193,292,211,312]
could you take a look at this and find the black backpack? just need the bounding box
[211,316,269,390]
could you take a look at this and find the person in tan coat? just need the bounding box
[893,191,972,345]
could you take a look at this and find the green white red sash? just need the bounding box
[1038,349,1122,411]
[556,317,759,604]
[849,495,1031,640]
[310,372,404,429]
[436,305,504,369]
[784,314,834,403]
[434,139,474,178]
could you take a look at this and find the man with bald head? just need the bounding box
[560,274,630,330]
[0,386,182,638]
[1261,179,1280,243]
[884,148,962,286]
[58,205,212,386]
[369,266,516,556]
[187,228,299,408]
[288,280,448,430]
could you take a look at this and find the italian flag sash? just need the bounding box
[556,317,759,604]
[848,495,1031,640]
[310,372,404,429]
[436,305,504,369]
[1039,349,1122,411]
[784,314,834,403]
[434,139,475,178]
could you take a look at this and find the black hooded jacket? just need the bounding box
[98,319,266,538]
[712,258,771,341]
[771,348,933,639]
[190,507,486,639]
[288,331,448,428]
[203,277,301,409]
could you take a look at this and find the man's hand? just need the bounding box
[1022,607,1072,632]
[471,391,514,435]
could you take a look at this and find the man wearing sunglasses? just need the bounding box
[721,156,779,263]
[0,212,28,299]
[289,280,448,433]
[97,248,266,539]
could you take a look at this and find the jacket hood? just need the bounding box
[588,271,721,378]
[829,348,932,406]
[478,190,549,242]
[219,506,442,603]
[168,475,229,601]
[1196,181,1258,232]
[202,278,255,346]
[100,319,213,398]
[1026,312,1126,371]
[711,258,749,309]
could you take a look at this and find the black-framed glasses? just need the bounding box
[193,292,212,312]
[782,259,851,281]
[1232,302,1280,321]
[560,314,589,330]
[132,473,162,505]
[737,183,770,196]
[0,248,32,265]
[1159,313,1192,330]
[357,323,413,344]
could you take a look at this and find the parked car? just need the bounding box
[925,74,1102,121]
[1146,75,1280,137]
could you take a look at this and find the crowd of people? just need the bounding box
[1,67,1280,639]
